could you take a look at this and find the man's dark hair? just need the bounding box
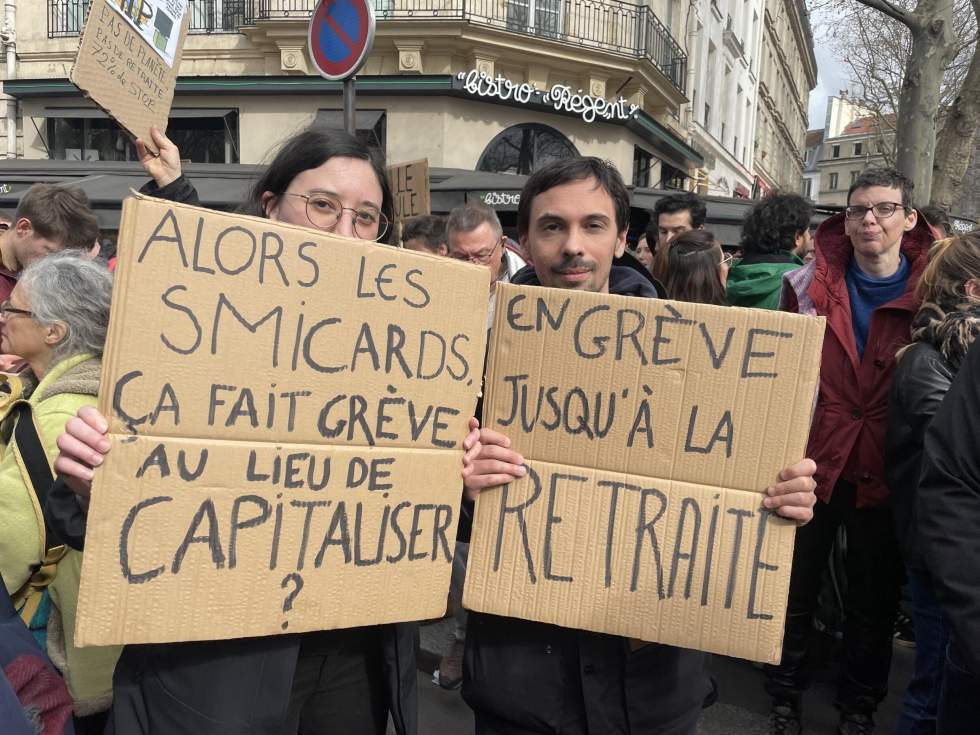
[517,157,630,237]
[643,215,658,254]
[739,194,814,255]
[653,192,706,229]
[14,184,100,252]
[402,214,446,252]
[847,166,914,209]
[919,205,951,236]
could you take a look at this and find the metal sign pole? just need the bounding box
[344,76,356,135]
[309,0,375,136]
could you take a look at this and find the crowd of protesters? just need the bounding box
[0,120,974,735]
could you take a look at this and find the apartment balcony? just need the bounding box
[722,15,743,60]
[47,0,688,93]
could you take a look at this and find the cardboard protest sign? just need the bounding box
[464,284,825,663]
[70,0,190,153]
[387,160,430,222]
[75,194,489,646]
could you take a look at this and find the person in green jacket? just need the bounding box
[726,193,812,310]
[0,251,118,735]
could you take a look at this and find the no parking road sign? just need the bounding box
[308,0,376,81]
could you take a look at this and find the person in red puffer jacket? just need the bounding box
[763,167,936,735]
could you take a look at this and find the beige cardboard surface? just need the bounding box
[76,194,489,646]
[387,160,431,222]
[464,283,825,663]
[70,0,190,153]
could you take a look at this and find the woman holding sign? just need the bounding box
[47,126,416,735]
[0,253,118,735]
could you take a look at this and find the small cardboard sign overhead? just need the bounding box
[70,0,191,152]
[387,160,430,223]
[464,284,825,663]
[75,194,489,646]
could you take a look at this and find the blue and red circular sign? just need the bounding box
[308,0,376,81]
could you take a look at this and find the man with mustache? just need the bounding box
[459,157,818,735]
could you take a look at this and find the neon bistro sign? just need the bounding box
[479,191,521,207]
[456,70,640,124]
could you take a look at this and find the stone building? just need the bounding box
[752,0,815,195]
[1,0,703,190]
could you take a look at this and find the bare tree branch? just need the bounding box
[854,0,918,27]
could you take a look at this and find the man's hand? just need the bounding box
[763,458,818,524]
[136,125,183,188]
[54,406,111,508]
[461,417,526,502]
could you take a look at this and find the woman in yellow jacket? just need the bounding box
[0,251,118,735]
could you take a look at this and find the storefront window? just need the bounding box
[314,111,387,153]
[632,147,653,188]
[46,112,240,163]
[660,163,688,190]
[477,124,578,176]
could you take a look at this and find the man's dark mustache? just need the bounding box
[552,258,595,273]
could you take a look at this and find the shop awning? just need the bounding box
[314,110,386,129]
[30,108,236,119]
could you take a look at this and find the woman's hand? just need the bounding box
[763,458,818,524]
[54,406,111,509]
[136,125,182,188]
[461,417,526,502]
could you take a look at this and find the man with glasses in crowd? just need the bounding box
[446,202,527,326]
[766,168,935,735]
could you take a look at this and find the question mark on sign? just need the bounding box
[280,573,304,630]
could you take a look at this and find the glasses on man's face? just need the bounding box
[284,192,389,242]
[449,238,502,265]
[844,202,908,221]
[0,300,32,319]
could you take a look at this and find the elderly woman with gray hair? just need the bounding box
[0,251,120,734]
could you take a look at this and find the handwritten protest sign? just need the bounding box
[75,195,488,646]
[387,160,430,223]
[70,0,190,153]
[464,284,825,663]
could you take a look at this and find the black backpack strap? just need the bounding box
[12,402,60,550]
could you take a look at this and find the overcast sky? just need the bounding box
[806,9,851,131]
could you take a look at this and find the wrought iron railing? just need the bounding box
[48,0,686,92]
[251,0,686,91]
[48,0,248,38]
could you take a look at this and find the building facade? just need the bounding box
[1,0,703,195]
[800,128,821,201]
[815,113,891,206]
[752,0,815,195]
[685,0,764,197]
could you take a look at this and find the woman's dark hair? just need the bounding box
[240,127,395,244]
[665,230,726,306]
[739,194,813,255]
